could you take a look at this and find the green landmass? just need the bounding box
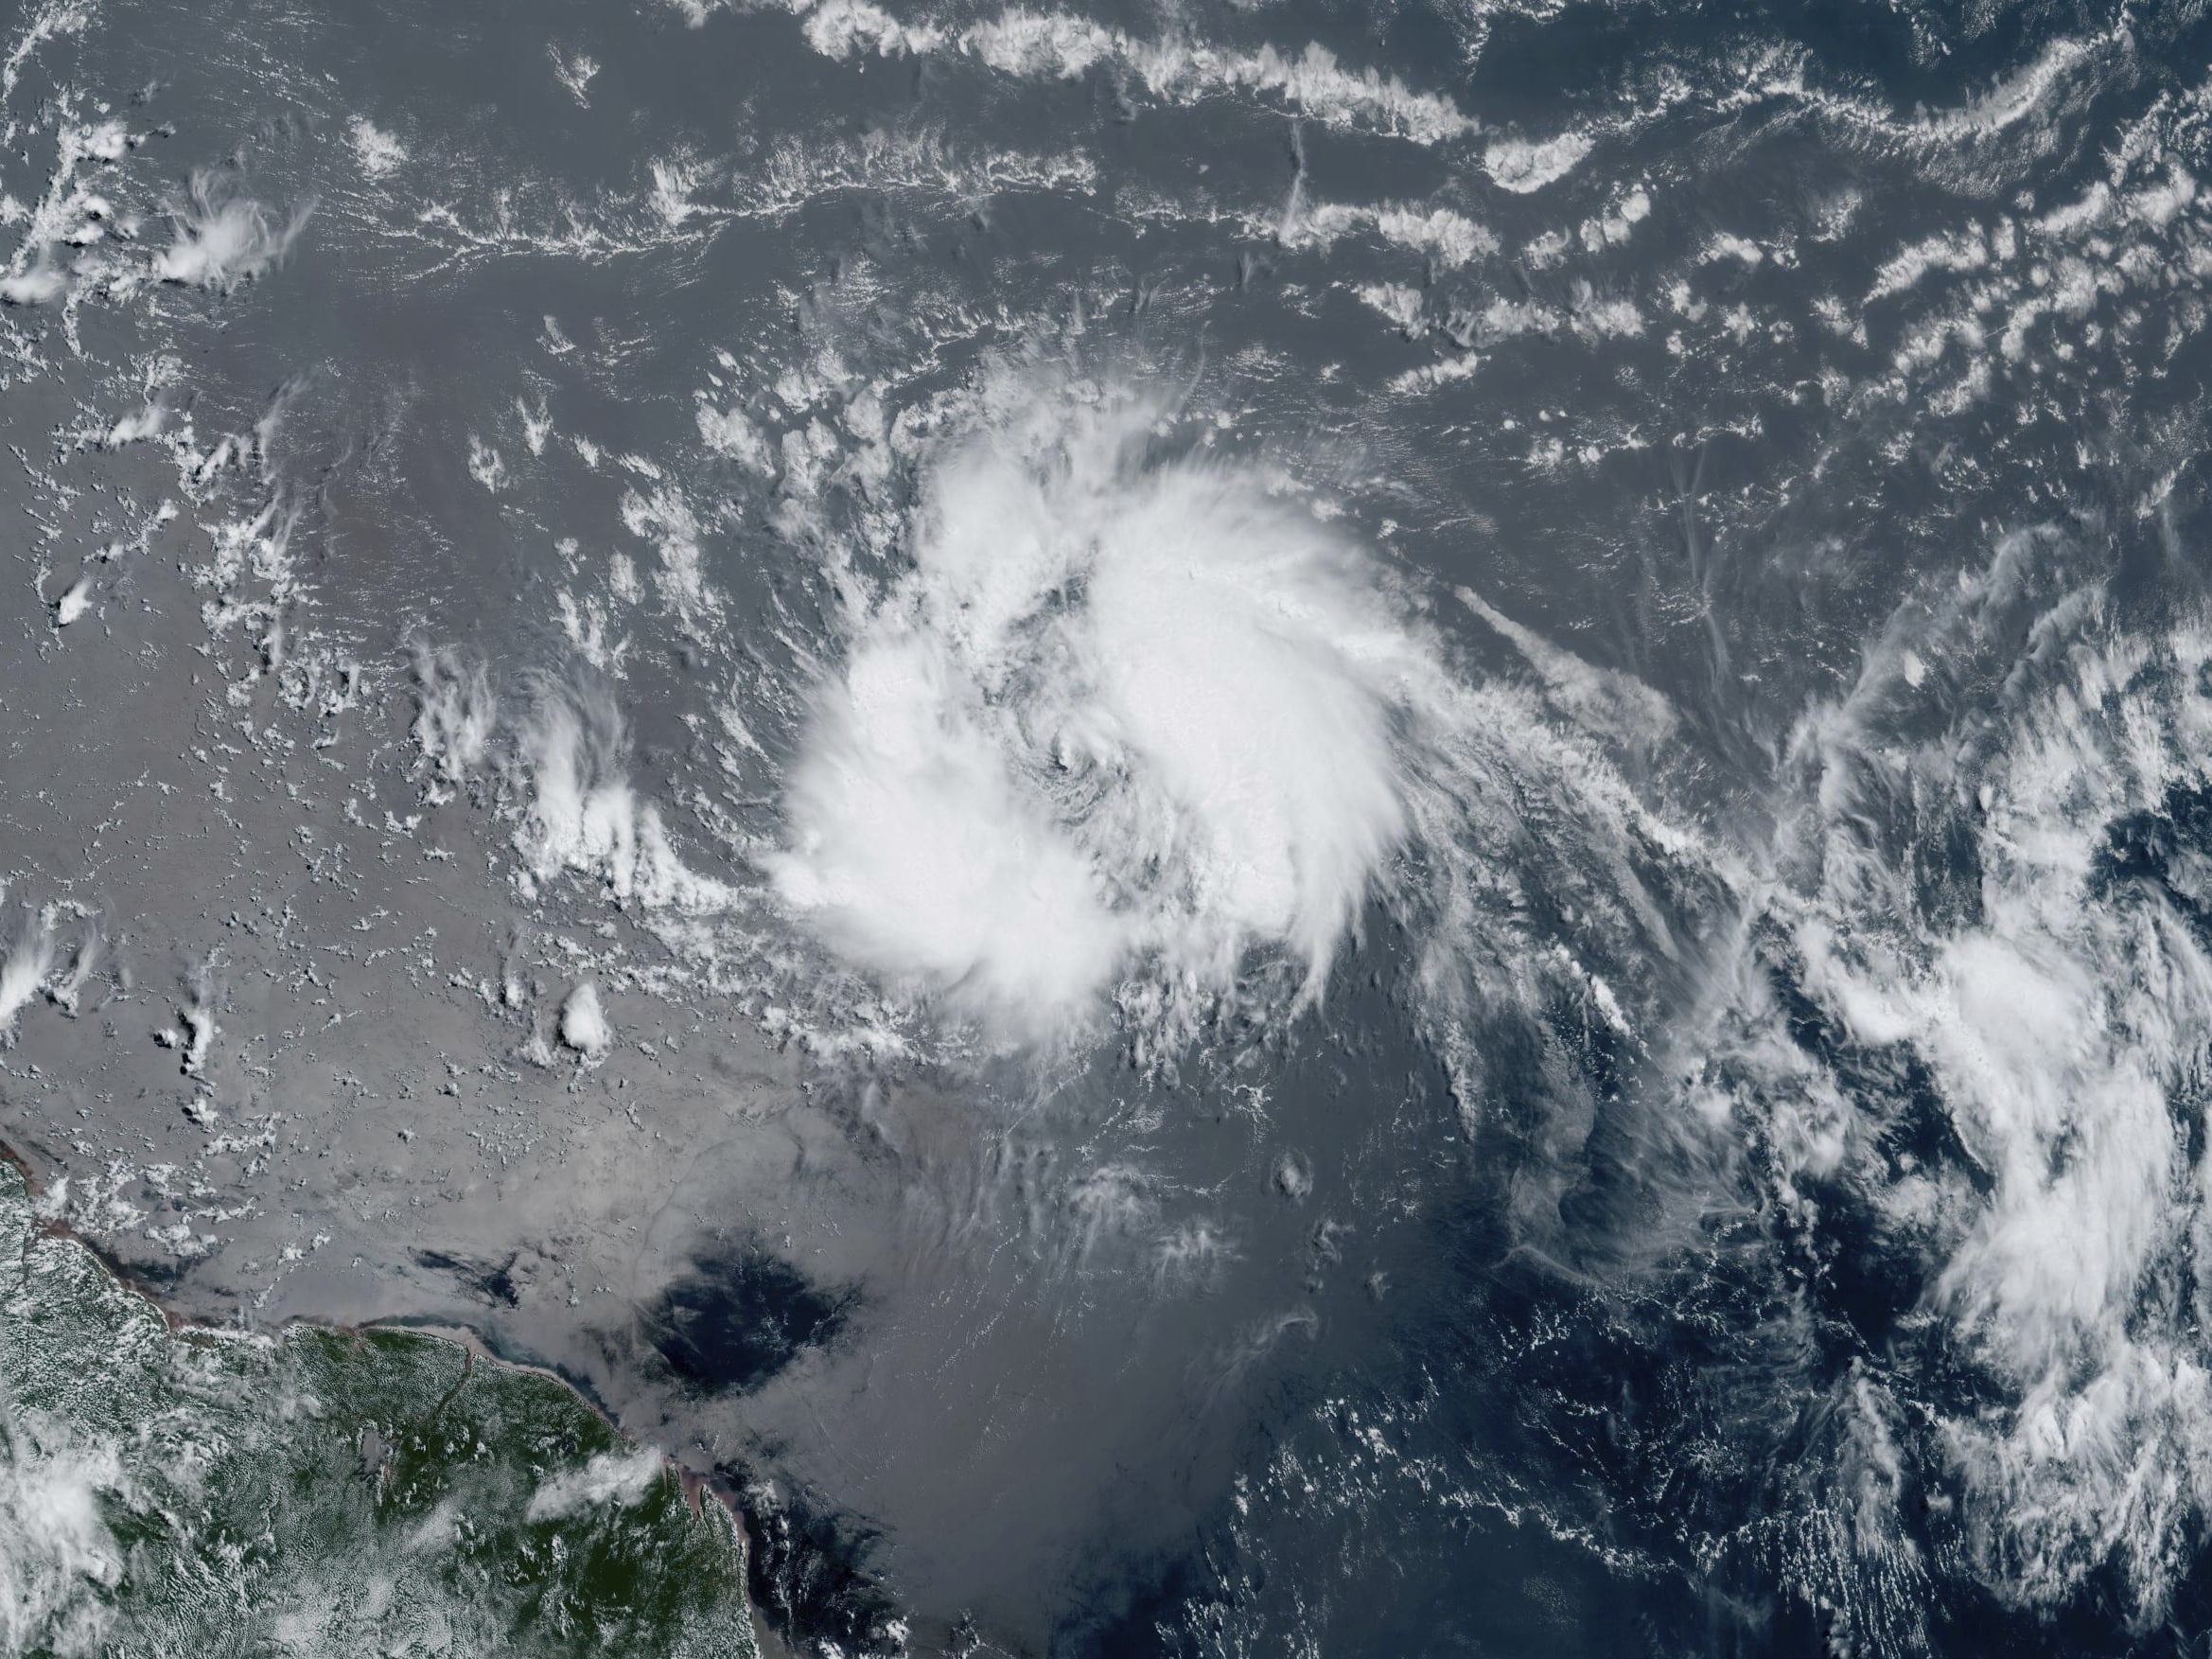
[0,1157,760,1659]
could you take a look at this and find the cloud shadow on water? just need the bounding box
[645,1240,856,1396]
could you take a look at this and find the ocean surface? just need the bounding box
[5,0,2212,1653]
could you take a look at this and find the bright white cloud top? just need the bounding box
[769,387,1431,1037]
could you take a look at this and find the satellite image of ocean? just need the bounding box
[1,0,2207,1653]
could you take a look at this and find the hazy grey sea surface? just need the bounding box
[6,0,2212,1653]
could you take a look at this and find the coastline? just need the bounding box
[0,1130,785,1659]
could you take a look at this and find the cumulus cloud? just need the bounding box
[51,576,91,626]
[0,260,65,306]
[346,116,407,180]
[0,1415,126,1658]
[410,640,498,794]
[44,918,101,1017]
[402,642,737,922]
[777,3,1477,145]
[176,959,218,1079]
[0,906,58,1047]
[557,980,610,1059]
[1483,130,1596,193]
[1274,199,1497,269]
[513,678,732,912]
[152,172,313,292]
[524,1448,662,1522]
[1722,527,2212,1627]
